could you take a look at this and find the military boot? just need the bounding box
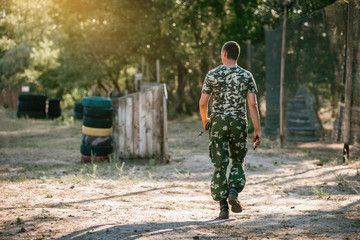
[228,188,242,213]
[219,199,229,219]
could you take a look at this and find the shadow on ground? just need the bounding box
[56,219,235,240]
[53,200,360,240]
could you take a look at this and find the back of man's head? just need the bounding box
[222,41,240,61]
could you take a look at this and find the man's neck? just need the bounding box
[223,60,237,67]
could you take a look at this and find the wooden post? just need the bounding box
[133,94,140,156]
[139,92,146,157]
[145,90,153,156]
[280,0,288,147]
[162,84,169,163]
[156,59,160,84]
[125,97,133,157]
[119,100,126,156]
[343,0,354,162]
[152,88,161,154]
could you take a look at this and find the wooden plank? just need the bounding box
[159,84,169,163]
[133,93,140,157]
[115,99,121,157]
[152,88,160,155]
[162,86,169,163]
[139,92,146,157]
[145,89,153,157]
[125,96,133,157]
[111,98,120,158]
[119,99,126,158]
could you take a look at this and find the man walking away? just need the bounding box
[199,41,261,219]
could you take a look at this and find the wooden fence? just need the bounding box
[0,89,19,109]
[112,84,169,163]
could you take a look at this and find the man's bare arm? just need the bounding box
[247,93,261,146]
[199,93,211,130]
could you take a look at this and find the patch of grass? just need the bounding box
[268,182,278,186]
[147,171,153,180]
[53,115,75,126]
[241,214,251,219]
[9,175,27,182]
[40,176,47,183]
[118,197,130,202]
[158,205,174,210]
[85,163,98,179]
[230,232,242,237]
[174,168,187,174]
[104,184,116,189]
[35,208,57,221]
[146,159,156,171]
[60,171,85,184]
[3,221,10,230]
[113,161,125,178]
[336,173,360,194]
[46,193,53,198]
[312,187,331,199]
[35,234,46,240]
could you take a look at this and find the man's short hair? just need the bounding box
[222,41,240,61]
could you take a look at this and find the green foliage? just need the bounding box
[0,0,338,114]
[0,0,60,93]
[61,88,86,110]
[0,43,31,89]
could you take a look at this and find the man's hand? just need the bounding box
[203,118,211,130]
[252,130,261,149]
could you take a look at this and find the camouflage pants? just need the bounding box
[209,115,248,201]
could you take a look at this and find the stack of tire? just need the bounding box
[48,98,61,119]
[17,94,47,119]
[73,102,84,120]
[80,97,113,163]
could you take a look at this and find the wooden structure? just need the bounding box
[112,84,169,163]
[0,89,19,109]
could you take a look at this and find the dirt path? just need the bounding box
[0,113,359,239]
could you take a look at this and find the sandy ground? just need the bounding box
[0,114,359,240]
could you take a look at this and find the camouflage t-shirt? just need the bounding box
[201,65,258,120]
